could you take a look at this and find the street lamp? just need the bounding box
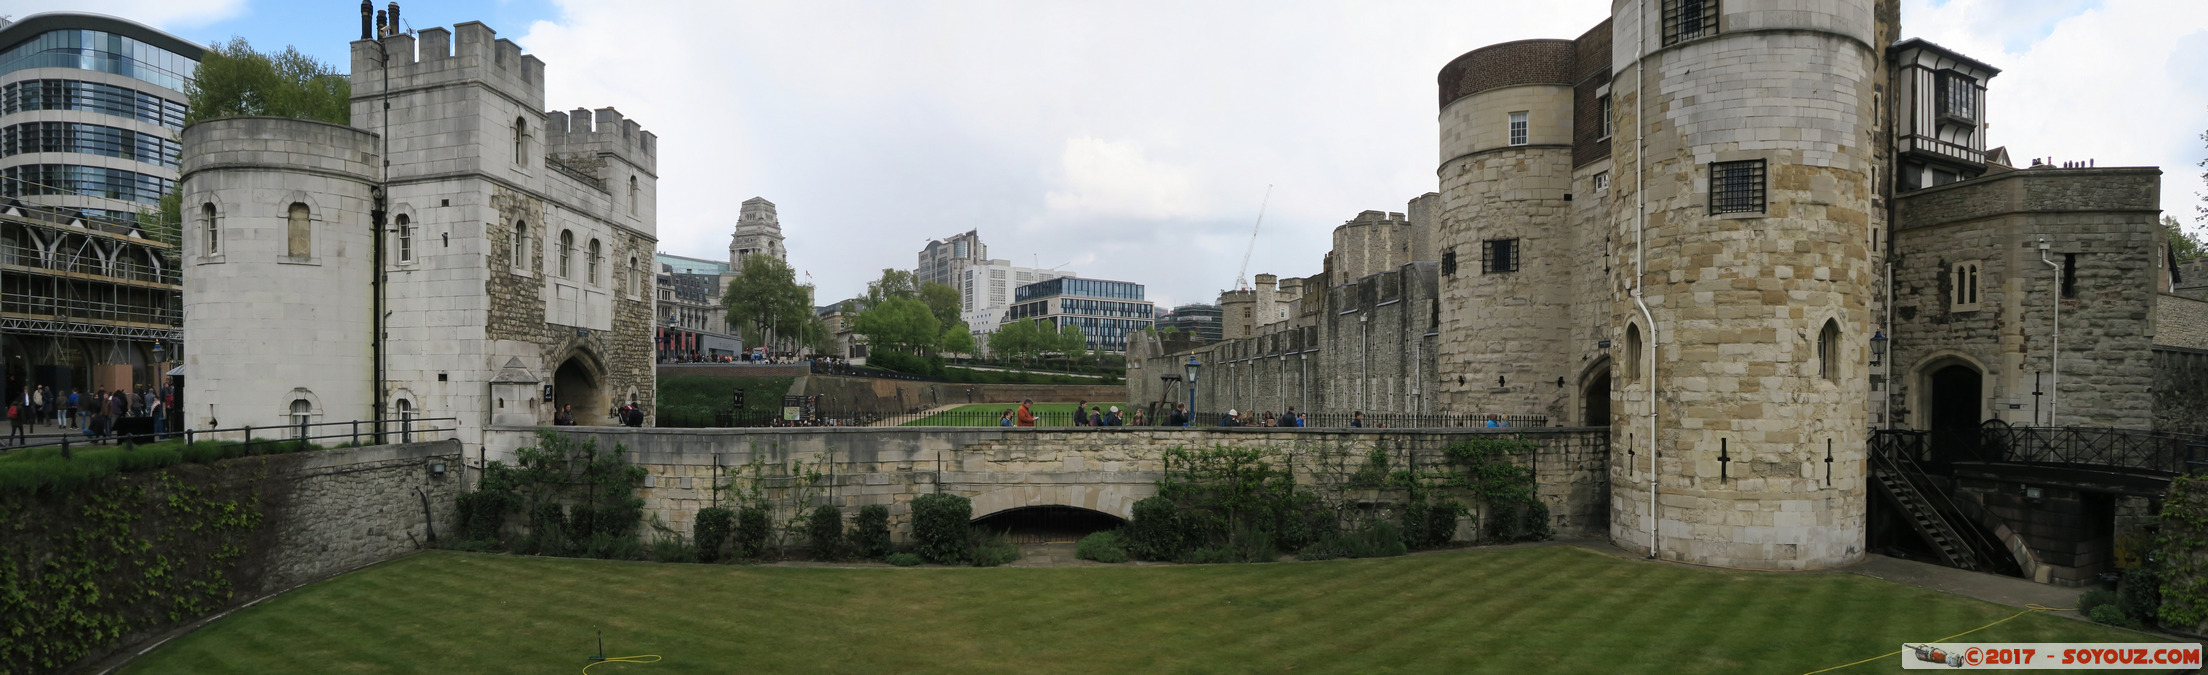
[1869,330,1888,366]
[1184,356,1200,427]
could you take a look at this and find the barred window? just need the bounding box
[1936,71,1976,122]
[1441,249,1457,276]
[1709,160,1766,215]
[1662,0,1720,46]
[1508,111,1529,146]
[1482,239,1519,273]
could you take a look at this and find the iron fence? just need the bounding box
[1874,423,2207,477]
[0,416,459,457]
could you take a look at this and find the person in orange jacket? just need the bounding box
[1015,399,1037,427]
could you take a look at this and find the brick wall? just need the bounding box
[1438,39,1578,109]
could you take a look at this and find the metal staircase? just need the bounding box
[1870,437,2003,572]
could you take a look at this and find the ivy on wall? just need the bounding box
[0,463,275,672]
[2158,474,2208,633]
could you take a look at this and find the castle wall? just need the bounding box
[1887,168,2163,430]
[1605,0,1880,570]
[181,117,382,429]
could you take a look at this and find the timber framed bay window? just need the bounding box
[1709,159,1766,215]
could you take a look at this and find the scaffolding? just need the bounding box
[0,180,181,394]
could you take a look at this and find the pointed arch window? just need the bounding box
[628,176,639,215]
[513,220,529,270]
[396,214,413,263]
[1817,319,1841,381]
[558,230,574,278]
[201,202,219,255]
[1624,323,1643,383]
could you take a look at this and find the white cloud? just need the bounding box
[6,0,247,30]
[1043,138,1211,221]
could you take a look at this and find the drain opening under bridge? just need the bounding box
[970,506,1125,544]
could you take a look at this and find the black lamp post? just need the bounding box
[1184,356,1200,426]
[1869,330,1888,366]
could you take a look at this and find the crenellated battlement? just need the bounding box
[350,22,545,113]
[547,105,658,176]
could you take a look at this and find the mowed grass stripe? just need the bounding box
[128,547,2171,674]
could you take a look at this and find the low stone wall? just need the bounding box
[481,426,1609,543]
[3,439,461,673]
[264,440,464,590]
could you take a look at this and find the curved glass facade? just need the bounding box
[3,121,181,169]
[2,163,175,204]
[0,29,196,92]
[3,79,187,130]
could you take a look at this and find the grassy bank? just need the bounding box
[901,402,1127,426]
[656,375,794,426]
[128,546,2164,674]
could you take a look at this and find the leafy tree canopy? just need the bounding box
[186,38,350,126]
[721,254,817,351]
[850,297,940,356]
[2174,216,2206,263]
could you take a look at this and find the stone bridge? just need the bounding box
[480,426,1611,541]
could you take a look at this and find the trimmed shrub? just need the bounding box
[455,490,512,544]
[807,505,845,560]
[524,502,569,555]
[2079,589,2119,615]
[852,505,893,559]
[1486,499,1553,543]
[971,530,1020,567]
[735,506,771,560]
[692,507,734,563]
[886,553,924,567]
[1076,531,1130,563]
[1401,500,1467,550]
[2090,604,2139,629]
[911,494,973,564]
[1126,496,1189,561]
[1302,520,1407,561]
[649,534,694,563]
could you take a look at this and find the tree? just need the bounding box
[850,297,940,356]
[918,281,962,329]
[186,38,350,126]
[989,318,1048,367]
[721,254,816,352]
[1056,323,1089,363]
[860,269,919,309]
[2171,215,2206,263]
[939,321,977,356]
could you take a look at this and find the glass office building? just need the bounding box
[0,13,201,221]
[1006,276,1155,352]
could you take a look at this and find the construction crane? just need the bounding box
[1233,184,1273,291]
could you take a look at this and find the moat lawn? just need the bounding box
[127,546,2163,674]
[901,402,1124,426]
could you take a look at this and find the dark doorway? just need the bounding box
[1583,369,1611,427]
[970,506,1125,544]
[553,357,604,425]
[1926,364,1983,462]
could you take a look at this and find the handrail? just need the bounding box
[0,416,461,457]
[1875,438,2005,571]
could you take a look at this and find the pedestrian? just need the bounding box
[1105,406,1122,426]
[1262,411,1275,427]
[148,395,167,440]
[31,385,45,429]
[1131,408,1146,426]
[1351,411,1364,428]
[58,388,71,428]
[1221,408,1241,427]
[1072,400,1090,426]
[621,404,644,428]
[1485,414,1505,428]
[1015,398,1037,427]
[6,395,25,445]
[1088,406,1103,427]
[998,409,1015,427]
[554,405,576,426]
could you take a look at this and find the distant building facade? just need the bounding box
[1006,276,1154,353]
[0,12,201,399]
[727,196,784,274]
[1158,303,1224,343]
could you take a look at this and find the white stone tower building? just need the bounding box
[727,196,784,273]
[181,20,659,453]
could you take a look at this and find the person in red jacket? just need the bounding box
[1015,399,1037,427]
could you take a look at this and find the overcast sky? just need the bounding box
[18,0,2208,310]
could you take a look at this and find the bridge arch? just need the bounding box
[965,483,1147,522]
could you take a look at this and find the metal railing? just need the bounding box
[0,416,459,458]
[1869,429,2012,574]
[1905,421,2207,476]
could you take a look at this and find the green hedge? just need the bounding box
[911,494,972,564]
[693,507,734,563]
[852,505,893,559]
[808,505,845,560]
[1076,530,1130,563]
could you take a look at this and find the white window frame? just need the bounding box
[1508,111,1529,146]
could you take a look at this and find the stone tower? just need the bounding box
[1605,0,1885,570]
[182,19,661,452]
[728,197,785,273]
